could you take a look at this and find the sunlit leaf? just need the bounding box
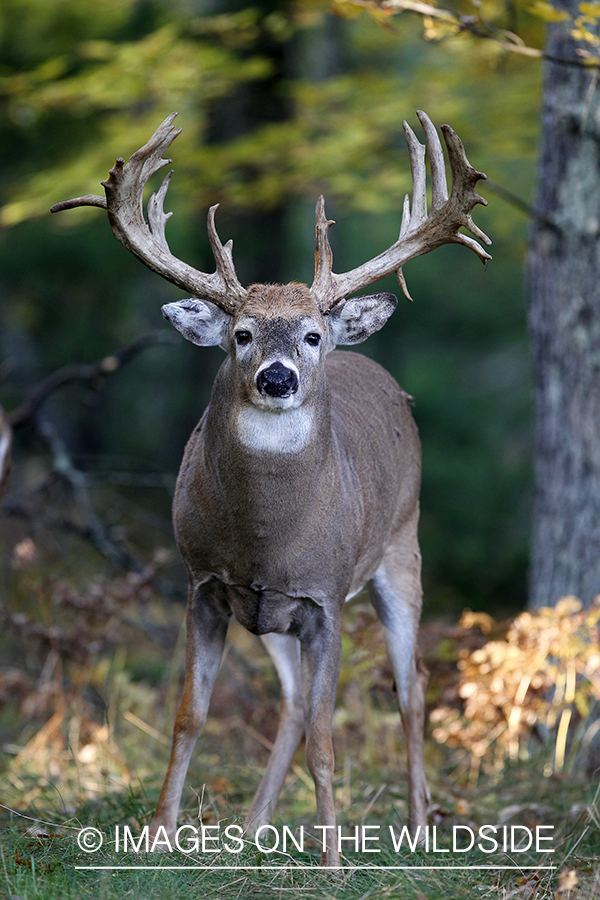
[529,0,571,21]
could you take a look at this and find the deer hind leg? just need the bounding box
[245,633,304,831]
[149,579,230,842]
[369,520,430,834]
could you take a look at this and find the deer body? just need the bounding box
[52,111,490,866]
[175,347,419,634]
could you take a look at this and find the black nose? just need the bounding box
[256,362,298,398]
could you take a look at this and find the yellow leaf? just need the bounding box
[332,0,367,18]
[460,609,494,634]
[579,1,600,16]
[529,0,571,21]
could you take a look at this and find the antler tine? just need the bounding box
[417,110,449,211]
[395,122,428,302]
[399,193,411,238]
[394,111,451,301]
[311,195,336,310]
[51,113,247,313]
[207,204,245,311]
[147,170,174,254]
[402,121,427,228]
[396,193,415,301]
[114,111,182,195]
[51,194,107,212]
[310,111,492,312]
[441,124,492,260]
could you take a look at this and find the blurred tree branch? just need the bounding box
[9,331,178,430]
[334,0,600,68]
[2,331,182,587]
[335,0,543,57]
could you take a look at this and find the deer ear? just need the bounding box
[162,299,231,347]
[328,292,398,346]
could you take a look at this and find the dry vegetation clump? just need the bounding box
[431,598,600,781]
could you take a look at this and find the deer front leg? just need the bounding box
[246,633,304,831]
[150,579,229,842]
[300,612,343,868]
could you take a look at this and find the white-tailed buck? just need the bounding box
[52,111,490,866]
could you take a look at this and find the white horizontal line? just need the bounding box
[75,864,557,871]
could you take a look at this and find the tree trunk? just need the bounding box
[529,7,600,608]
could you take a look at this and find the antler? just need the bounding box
[51,113,247,314]
[310,110,492,312]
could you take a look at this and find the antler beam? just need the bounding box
[51,113,247,314]
[310,110,491,312]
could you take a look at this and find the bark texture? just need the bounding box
[529,6,600,607]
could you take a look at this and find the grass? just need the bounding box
[0,777,598,899]
[1,712,599,898]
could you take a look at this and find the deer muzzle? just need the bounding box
[256,361,299,399]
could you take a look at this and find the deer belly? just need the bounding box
[224,583,320,636]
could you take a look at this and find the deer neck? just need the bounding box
[203,358,333,526]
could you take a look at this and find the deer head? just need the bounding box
[161,282,397,413]
[52,111,490,418]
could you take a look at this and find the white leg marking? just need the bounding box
[370,567,418,706]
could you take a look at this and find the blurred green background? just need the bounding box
[0,0,543,615]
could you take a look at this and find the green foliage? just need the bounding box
[0,0,542,222]
[0,1,274,224]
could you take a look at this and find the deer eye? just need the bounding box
[235,330,253,346]
[305,333,321,347]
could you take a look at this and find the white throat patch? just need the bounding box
[236,406,314,454]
